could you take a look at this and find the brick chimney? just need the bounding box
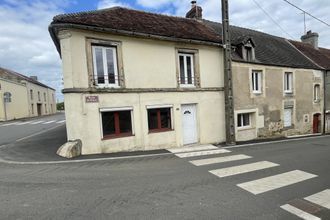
[301,30,319,49]
[186,1,202,19]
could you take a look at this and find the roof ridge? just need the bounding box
[53,6,202,23]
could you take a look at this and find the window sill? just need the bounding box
[102,133,134,140]
[237,126,254,131]
[252,91,262,95]
[313,100,321,103]
[180,84,196,88]
[148,128,174,134]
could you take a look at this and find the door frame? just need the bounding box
[181,103,199,145]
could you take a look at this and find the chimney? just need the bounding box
[30,76,38,81]
[186,1,202,19]
[301,30,319,49]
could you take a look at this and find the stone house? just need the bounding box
[50,4,325,154]
[289,32,330,133]
[49,7,227,155]
[205,21,323,141]
[0,67,57,121]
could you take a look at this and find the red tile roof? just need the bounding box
[289,40,330,70]
[50,7,221,47]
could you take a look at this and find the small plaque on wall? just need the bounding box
[85,96,99,103]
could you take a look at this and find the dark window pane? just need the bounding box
[238,114,242,127]
[95,47,105,84]
[243,114,250,126]
[118,111,132,133]
[252,72,255,90]
[255,73,259,91]
[186,56,192,84]
[102,112,115,136]
[179,55,185,84]
[160,108,171,129]
[148,109,158,130]
[106,48,116,84]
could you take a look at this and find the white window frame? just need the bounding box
[237,113,251,129]
[92,45,119,88]
[284,72,293,94]
[178,53,195,87]
[251,70,262,94]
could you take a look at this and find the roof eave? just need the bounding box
[49,22,222,56]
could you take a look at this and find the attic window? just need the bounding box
[245,46,253,61]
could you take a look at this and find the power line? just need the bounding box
[283,0,330,27]
[251,0,294,39]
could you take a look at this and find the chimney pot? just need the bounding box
[301,30,319,49]
[30,76,38,81]
[186,1,202,19]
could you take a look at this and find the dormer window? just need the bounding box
[245,46,253,61]
[234,37,256,62]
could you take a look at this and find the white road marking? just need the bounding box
[56,120,66,124]
[175,149,230,158]
[30,121,44,125]
[1,122,18,127]
[237,170,317,195]
[280,204,321,220]
[168,145,218,153]
[305,189,330,209]
[16,121,34,125]
[42,120,56,124]
[209,161,279,178]
[190,154,252,166]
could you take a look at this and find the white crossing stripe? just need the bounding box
[190,154,252,166]
[175,149,231,158]
[43,120,56,124]
[168,145,218,153]
[209,161,279,178]
[237,170,317,195]
[305,189,330,209]
[30,121,44,125]
[280,204,321,220]
[56,120,66,124]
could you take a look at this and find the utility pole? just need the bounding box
[222,0,236,145]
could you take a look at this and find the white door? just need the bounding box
[182,104,198,145]
[284,108,292,127]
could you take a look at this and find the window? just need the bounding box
[237,113,251,128]
[284,72,293,93]
[252,70,262,93]
[179,53,195,86]
[38,91,40,101]
[30,89,33,100]
[245,46,253,61]
[101,110,132,139]
[31,104,34,114]
[45,104,47,113]
[92,45,119,87]
[148,108,172,132]
[44,93,46,102]
[314,84,320,102]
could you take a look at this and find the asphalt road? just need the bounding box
[0,113,66,146]
[0,128,329,219]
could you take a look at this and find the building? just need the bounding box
[49,6,226,155]
[289,32,330,133]
[204,21,323,141]
[49,4,325,155]
[0,67,57,121]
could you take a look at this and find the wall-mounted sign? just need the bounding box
[85,96,99,103]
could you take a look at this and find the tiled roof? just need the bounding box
[51,7,221,44]
[203,20,321,70]
[0,67,55,90]
[289,40,330,70]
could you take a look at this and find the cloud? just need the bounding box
[0,0,68,101]
[97,0,131,9]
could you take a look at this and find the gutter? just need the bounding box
[48,23,222,56]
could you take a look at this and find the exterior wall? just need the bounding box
[233,62,324,141]
[25,82,56,117]
[59,29,226,154]
[0,78,29,121]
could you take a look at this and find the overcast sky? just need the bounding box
[0,0,329,101]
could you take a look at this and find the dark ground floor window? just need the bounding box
[101,110,132,138]
[148,108,172,132]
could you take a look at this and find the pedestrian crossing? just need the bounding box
[281,189,330,219]
[0,119,66,127]
[168,144,327,218]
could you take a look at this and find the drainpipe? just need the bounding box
[222,0,236,144]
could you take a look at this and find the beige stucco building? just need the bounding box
[0,67,57,121]
[50,5,325,154]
